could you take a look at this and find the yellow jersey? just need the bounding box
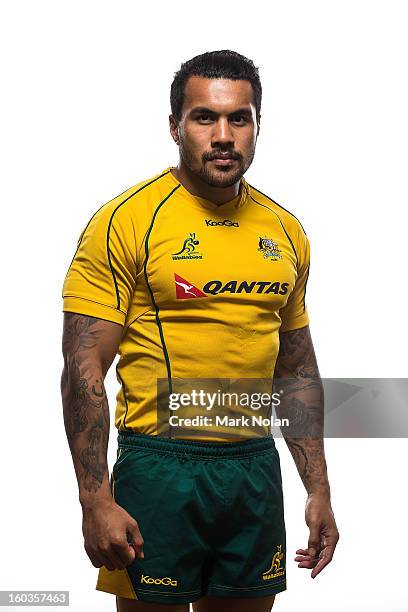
[62,166,310,441]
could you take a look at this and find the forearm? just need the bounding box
[274,326,330,499]
[61,315,112,508]
[284,436,330,499]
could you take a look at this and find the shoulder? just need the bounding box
[94,168,172,219]
[246,181,308,238]
[81,168,173,237]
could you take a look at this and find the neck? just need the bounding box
[171,160,241,206]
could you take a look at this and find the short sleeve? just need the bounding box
[62,203,137,326]
[279,228,310,332]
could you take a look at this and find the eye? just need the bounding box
[230,115,247,124]
[197,114,214,123]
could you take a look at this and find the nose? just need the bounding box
[211,117,234,147]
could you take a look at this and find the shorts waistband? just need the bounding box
[117,430,276,458]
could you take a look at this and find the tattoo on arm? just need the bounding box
[61,314,110,495]
[274,326,330,497]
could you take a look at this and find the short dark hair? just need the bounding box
[170,50,262,124]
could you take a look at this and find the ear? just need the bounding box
[169,114,179,145]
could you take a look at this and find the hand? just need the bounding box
[82,497,144,571]
[295,493,339,578]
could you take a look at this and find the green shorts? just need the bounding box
[96,431,287,605]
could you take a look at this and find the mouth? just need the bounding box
[209,155,237,167]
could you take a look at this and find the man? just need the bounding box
[61,50,339,612]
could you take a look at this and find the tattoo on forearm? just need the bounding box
[79,411,109,491]
[285,439,329,492]
[61,314,110,494]
[274,326,330,495]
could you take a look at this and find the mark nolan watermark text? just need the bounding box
[169,415,289,427]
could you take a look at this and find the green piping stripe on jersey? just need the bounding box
[143,184,181,404]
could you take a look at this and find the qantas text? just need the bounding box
[202,280,290,295]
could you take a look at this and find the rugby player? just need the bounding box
[61,50,339,612]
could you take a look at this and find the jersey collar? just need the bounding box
[162,166,250,213]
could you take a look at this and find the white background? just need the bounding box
[1,1,407,611]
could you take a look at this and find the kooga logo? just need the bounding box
[141,575,178,586]
[205,219,239,227]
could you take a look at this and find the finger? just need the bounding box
[127,523,144,559]
[85,546,106,569]
[99,546,128,571]
[311,545,335,578]
[126,544,136,564]
[295,548,320,568]
[295,547,320,562]
[127,532,144,558]
[297,558,319,569]
[129,541,144,559]
[111,539,136,566]
[307,524,321,559]
[127,521,144,546]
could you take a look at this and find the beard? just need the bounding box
[179,139,256,188]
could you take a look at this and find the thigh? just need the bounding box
[206,448,286,600]
[192,594,276,612]
[117,596,189,612]
[96,446,208,605]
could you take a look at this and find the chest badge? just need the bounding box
[258,236,283,261]
[172,232,203,261]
